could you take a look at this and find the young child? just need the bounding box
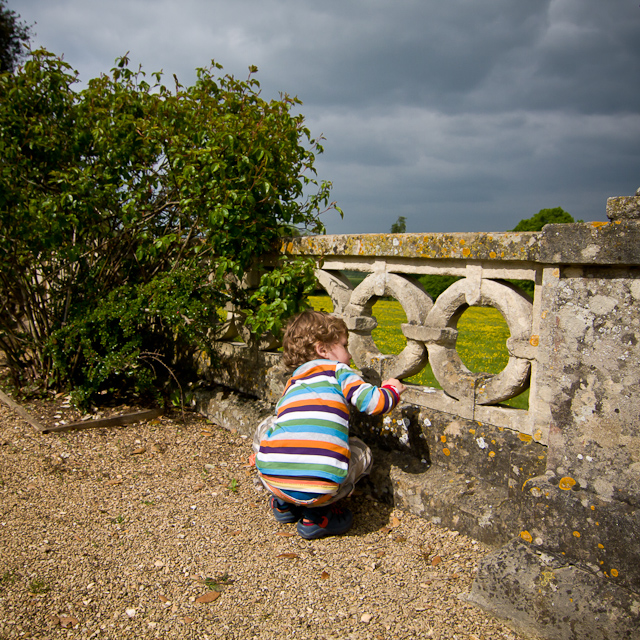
[253,309,405,540]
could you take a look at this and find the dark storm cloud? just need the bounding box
[10,0,640,233]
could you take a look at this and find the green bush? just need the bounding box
[0,50,336,406]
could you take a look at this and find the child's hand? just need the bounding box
[382,378,406,395]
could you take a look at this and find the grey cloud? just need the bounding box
[10,0,640,235]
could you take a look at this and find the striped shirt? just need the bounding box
[256,359,399,500]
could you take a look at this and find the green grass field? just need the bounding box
[309,295,529,409]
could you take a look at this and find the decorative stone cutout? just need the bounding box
[315,269,353,314]
[424,278,533,404]
[344,272,432,380]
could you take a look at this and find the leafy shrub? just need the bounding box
[0,50,337,406]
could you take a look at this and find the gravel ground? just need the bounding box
[0,394,530,640]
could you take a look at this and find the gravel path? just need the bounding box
[0,396,529,640]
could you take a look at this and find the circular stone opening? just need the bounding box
[456,306,510,374]
[371,298,407,355]
[309,293,334,314]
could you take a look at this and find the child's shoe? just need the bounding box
[270,496,302,524]
[296,504,353,539]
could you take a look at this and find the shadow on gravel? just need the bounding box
[339,450,401,536]
[345,492,395,536]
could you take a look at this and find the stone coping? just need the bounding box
[281,220,640,265]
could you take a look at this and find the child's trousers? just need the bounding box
[252,416,373,506]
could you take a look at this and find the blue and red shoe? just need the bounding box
[296,504,353,539]
[270,496,302,524]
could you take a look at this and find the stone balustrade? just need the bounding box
[194,195,640,640]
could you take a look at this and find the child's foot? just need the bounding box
[269,496,302,524]
[296,504,353,539]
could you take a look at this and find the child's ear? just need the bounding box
[315,342,327,358]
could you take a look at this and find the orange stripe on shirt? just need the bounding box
[280,398,347,412]
[259,439,350,456]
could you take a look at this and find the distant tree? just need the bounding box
[0,1,32,73]
[390,215,407,233]
[510,207,575,232]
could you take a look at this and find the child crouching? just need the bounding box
[253,310,405,539]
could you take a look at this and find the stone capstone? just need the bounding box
[607,194,640,221]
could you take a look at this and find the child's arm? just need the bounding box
[380,378,406,404]
[337,367,404,416]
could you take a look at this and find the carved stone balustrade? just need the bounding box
[194,200,640,640]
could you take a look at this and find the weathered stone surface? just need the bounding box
[539,269,640,500]
[283,231,543,262]
[197,343,288,405]
[284,221,640,266]
[607,195,640,221]
[346,272,430,381]
[385,456,515,546]
[468,538,640,640]
[537,220,640,264]
[315,269,353,314]
[193,384,273,437]
[196,213,640,639]
[512,475,640,593]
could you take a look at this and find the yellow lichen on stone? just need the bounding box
[540,571,555,586]
[559,477,577,490]
[520,530,533,543]
[611,569,619,577]
[443,448,451,456]
[489,251,497,259]
[529,335,539,346]
[488,451,496,458]
[573,530,581,538]
[533,430,543,442]
[440,435,447,443]
[469,428,476,435]
[598,543,604,549]
[518,433,533,442]
[462,248,471,257]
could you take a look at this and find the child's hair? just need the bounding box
[282,310,348,369]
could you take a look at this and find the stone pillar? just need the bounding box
[469,200,640,640]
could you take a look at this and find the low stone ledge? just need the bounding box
[193,385,273,437]
[468,538,640,640]
[386,461,516,547]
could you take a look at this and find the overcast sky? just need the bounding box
[11,0,640,234]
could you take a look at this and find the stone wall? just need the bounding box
[194,195,640,640]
